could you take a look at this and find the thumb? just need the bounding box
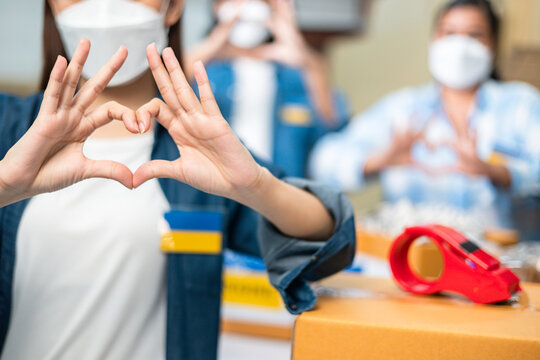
[251,44,278,61]
[84,159,134,189]
[133,159,179,188]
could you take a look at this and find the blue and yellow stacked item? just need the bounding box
[161,210,223,254]
[223,250,284,309]
[221,250,296,339]
[221,250,364,339]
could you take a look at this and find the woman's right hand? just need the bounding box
[364,126,424,175]
[0,38,140,207]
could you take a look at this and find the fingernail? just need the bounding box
[138,122,145,134]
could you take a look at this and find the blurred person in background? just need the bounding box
[310,0,540,232]
[184,0,350,177]
[0,0,356,359]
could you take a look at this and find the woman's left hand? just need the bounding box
[449,134,512,188]
[451,134,490,176]
[135,44,335,241]
[133,44,265,201]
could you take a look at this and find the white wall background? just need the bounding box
[0,0,44,94]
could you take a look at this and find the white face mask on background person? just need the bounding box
[218,0,272,49]
[428,34,493,90]
[56,0,170,87]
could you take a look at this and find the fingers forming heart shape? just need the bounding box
[82,97,179,190]
[80,98,161,190]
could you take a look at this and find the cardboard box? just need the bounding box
[502,47,540,91]
[220,250,362,339]
[355,228,392,259]
[293,274,540,360]
[221,269,295,339]
[220,250,296,339]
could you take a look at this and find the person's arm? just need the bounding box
[182,17,237,80]
[301,50,338,125]
[487,165,512,188]
[308,94,405,190]
[235,167,334,240]
[0,39,142,208]
[363,126,425,176]
[135,44,334,241]
[0,177,8,205]
[250,0,337,125]
[223,167,355,314]
[497,92,540,194]
[453,92,540,192]
[451,135,512,189]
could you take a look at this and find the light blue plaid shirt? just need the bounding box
[309,80,540,223]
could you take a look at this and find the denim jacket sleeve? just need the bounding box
[257,177,355,314]
[224,156,356,314]
[0,92,43,158]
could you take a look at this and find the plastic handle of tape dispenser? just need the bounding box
[389,224,521,304]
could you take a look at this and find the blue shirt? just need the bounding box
[310,81,540,225]
[203,60,350,178]
[0,92,356,360]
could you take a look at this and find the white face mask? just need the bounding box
[56,0,170,87]
[218,0,271,49]
[429,34,493,90]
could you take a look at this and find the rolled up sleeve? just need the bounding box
[257,178,356,314]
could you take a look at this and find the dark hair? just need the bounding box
[40,1,183,91]
[434,0,500,80]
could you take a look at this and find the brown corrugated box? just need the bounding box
[502,47,540,91]
[220,269,295,339]
[292,274,540,360]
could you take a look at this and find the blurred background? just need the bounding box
[2,0,540,111]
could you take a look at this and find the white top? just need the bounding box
[3,132,169,360]
[231,57,276,161]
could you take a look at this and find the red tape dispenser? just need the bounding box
[389,224,521,304]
